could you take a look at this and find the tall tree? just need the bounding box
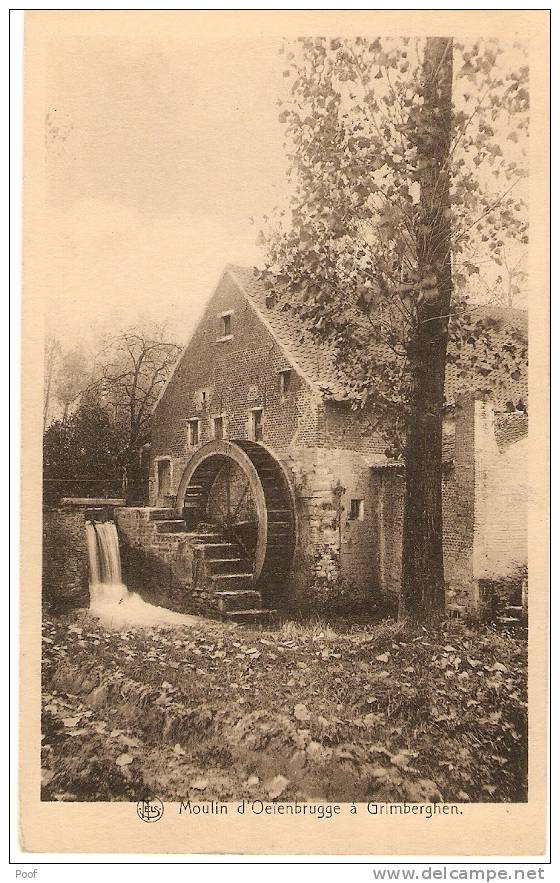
[260,36,528,619]
[400,38,453,616]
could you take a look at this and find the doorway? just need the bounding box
[156,458,172,506]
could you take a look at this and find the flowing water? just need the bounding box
[86,519,197,628]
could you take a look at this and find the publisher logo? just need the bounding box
[137,798,164,823]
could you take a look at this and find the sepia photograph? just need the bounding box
[18,8,549,856]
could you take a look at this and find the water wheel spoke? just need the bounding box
[231,480,252,520]
[228,526,255,571]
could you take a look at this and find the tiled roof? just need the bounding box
[494,412,529,451]
[226,264,347,397]
[227,264,528,409]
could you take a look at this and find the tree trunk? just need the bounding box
[400,37,454,620]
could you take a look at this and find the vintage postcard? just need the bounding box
[19,9,549,856]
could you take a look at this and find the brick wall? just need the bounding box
[376,397,528,613]
[148,268,527,616]
[324,400,388,458]
[377,398,478,612]
[473,406,528,581]
[151,271,325,505]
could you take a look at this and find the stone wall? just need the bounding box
[42,508,90,612]
[115,508,203,614]
[277,446,381,612]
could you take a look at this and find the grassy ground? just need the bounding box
[42,610,527,803]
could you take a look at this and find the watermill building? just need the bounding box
[114,264,528,620]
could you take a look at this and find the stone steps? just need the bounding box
[215,589,262,612]
[211,572,254,590]
[148,508,177,521]
[193,542,239,559]
[207,557,245,574]
[156,519,189,533]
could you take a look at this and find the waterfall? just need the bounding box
[95,521,123,584]
[85,517,195,627]
[85,523,101,586]
[86,520,128,609]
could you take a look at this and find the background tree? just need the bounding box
[43,335,61,431]
[43,322,181,504]
[260,36,529,619]
[91,323,181,501]
[53,345,90,422]
[43,398,124,505]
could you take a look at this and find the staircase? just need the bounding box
[496,604,527,630]
[148,509,275,623]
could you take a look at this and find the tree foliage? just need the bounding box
[259,36,529,618]
[260,36,528,450]
[43,401,125,504]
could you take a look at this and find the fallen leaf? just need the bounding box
[266,774,289,799]
[41,768,55,786]
[119,735,141,748]
[191,778,208,791]
[116,753,134,767]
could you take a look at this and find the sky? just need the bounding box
[42,28,528,352]
[44,33,291,347]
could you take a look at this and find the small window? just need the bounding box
[279,369,292,395]
[250,408,264,442]
[213,415,225,440]
[218,311,233,340]
[349,498,364,521]
[188,419,200,447]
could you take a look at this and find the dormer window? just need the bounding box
[218,310,233,341]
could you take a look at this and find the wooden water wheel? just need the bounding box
[175,439,296,587]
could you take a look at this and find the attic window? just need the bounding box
[279,369,292,395]
[349,499,364,521]
[218,311,233,341]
